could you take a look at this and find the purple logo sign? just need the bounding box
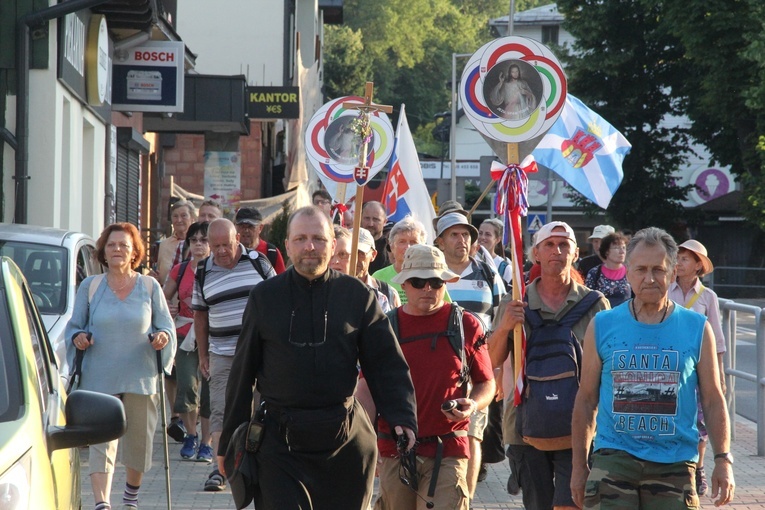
[694,168,729,201]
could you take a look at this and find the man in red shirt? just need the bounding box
[234,207,286,274]
[371,244,496,510]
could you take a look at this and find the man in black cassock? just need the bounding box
[219,205,417,510]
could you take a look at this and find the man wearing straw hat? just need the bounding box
[434,209,506,500]
[370,244,495,510]
[669,239,726,496]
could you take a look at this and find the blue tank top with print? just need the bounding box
[594,302,706,463]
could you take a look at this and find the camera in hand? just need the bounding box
[396,433,409,452]
[442,400,458,412]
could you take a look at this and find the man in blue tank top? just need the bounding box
[571,227,734,509]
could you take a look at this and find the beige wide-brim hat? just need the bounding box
[678,239,714,276]
[391,244,460,285]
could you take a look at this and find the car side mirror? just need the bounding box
[48,390,127,452]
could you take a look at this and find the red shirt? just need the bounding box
[377,305,494,458]
[256,239,286,274]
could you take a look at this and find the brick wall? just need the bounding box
[159,121,264,226]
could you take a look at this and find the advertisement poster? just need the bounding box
[204,152,242,217]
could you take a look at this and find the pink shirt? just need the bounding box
[668,279,725,353]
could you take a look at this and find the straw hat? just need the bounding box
[391,245,460,284]
[678,239,714,276]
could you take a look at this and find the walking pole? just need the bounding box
[151,333,172,510]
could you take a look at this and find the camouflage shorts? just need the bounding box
[584,448,699,509]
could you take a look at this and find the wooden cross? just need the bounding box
[342,82,393,274]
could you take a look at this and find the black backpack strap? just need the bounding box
[386,308,399,339]
[195,256,212,304]
[477,261,500,308]
[176,259,190,287]
[265,242,279,269]
[245,249,273,281]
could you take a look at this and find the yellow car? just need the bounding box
[0,256,126,509]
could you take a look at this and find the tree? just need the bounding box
[556,0,695,232]
[322,26,374,101]
[657,0,765,231]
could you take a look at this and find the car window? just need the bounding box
[0,279,26,423]
[0,242,68,314]
[0,298,23,422]
[21,280,53,411]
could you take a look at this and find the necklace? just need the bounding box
[108,272,134,292]
[630,299,670,323]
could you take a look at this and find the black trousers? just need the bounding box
[254,399,377,510]
[481,399,507,464]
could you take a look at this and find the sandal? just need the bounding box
[204,469,226,492]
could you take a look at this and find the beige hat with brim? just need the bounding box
[678,239,714,276]
[391,244,460,285]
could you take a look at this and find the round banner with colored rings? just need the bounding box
[459,36,567,143]
[305,95,394,184]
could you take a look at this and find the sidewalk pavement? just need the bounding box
[81,414,765,509]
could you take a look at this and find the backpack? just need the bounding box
[175,259,191,287]
[195,249,273,304]
[263,242,280,269]
[387,303,485,393]
[497,259,511,292]
[516,291,601,451]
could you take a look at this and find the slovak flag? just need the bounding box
[383,104,437,242]
[532,95,631,209]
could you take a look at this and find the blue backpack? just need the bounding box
[516,291,601,450]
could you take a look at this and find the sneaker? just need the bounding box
[166,417,186,443]
[696,465,708,496]
[196,443,214,463]
[204,469,226,492]
[180,434,199,460]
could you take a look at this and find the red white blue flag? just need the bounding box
[532,95,631,209]
[383,105,437,242]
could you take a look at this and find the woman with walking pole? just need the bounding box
[66,222,176,510]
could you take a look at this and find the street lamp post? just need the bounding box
[451,52,472,203]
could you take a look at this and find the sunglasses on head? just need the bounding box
[408,277,445,289]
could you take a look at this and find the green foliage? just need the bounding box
[556,0,695,231]
[266,200,292,265]
[322,26,373,100]
[649,0,765,230]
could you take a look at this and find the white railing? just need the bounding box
[719,298,765,455]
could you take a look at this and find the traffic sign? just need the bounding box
[528,214,546,232]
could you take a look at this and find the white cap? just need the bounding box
[588,225,615,240]
[534,221,577,247]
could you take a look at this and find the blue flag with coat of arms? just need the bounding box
[532,94,631,209]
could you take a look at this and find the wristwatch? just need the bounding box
[714,452,734,464]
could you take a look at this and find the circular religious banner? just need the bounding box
[460,36,567,143]
[305,96,394,185]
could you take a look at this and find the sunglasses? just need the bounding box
[408,277,445,289]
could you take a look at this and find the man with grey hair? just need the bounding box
[571,227,734,508]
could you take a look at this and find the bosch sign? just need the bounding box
[112,41,185,113]
[134,51,176,62]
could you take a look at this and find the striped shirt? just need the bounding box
[192,245,275,356]
[445,258,505,331]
